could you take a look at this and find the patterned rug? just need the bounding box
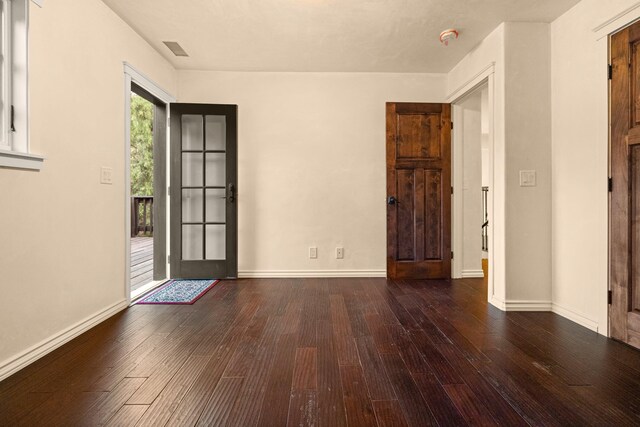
[136,279,219,305]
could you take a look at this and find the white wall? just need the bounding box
[177,71,447,276]
[503,23,552,304]
[448,22,553,309]
[460,93,483,276]
[481,87,490,188]
[0,0,177,378]
[551,0,640,334]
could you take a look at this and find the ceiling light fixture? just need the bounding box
[439,29,459,46]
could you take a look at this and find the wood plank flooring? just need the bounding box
[131,237,153,291]
[2,278,640,426]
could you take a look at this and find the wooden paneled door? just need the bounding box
[611,23,640,348]
[386,103,451,279]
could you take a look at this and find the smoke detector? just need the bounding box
[439,29,459,46]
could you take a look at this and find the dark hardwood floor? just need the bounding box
[2,278,640,426]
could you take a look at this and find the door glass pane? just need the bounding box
[206,224,226,260]
[206,189,226,223]
[182,189,202,223]
[205,153,226,187]
[182,153,203,186]
[205,115,226,151]
[182,225,203,260]
[182,115,203,150]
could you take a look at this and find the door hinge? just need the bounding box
[168,186,171,196]
[167,116,171,127]
[451,187,454,195]
[608,177,613,192]
[450,122,454,130]
[451,251,454,260]
[168,254,171,264]
[608,289,612,305]
[608,64,613,80]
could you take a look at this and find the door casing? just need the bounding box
[124,63,176,303]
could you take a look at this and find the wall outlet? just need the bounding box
[309,247,318,259]
[100,166,113,185]
[336,247,344,259]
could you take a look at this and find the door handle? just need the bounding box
[387,196,397,205]
[228,183,235,203]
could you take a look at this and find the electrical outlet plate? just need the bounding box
[100,166,113,185]
[309,247,318,259]
[336,247,344,259]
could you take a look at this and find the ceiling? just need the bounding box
[102,0,581,73]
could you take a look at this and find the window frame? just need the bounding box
[0,0,44,171]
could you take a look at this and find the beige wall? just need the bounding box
[551,0,639,334]
[0,0,177,375]
[460,93,483,276]
[448,22,553,308]
[503,23,552,303]
[178,71,446,276]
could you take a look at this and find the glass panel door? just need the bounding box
[170,104,237,279]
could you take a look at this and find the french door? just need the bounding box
[169,103,238,279]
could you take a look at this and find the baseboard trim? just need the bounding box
[489,296,506,310]
[461,269,484,278]
[490,298,553,312]
[238,270,387,278]
[0,299,128,382]
[504,300,553,311]
[551,302,599,333]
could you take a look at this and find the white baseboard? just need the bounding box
[490,298,552,311]
[0,299,128,382]
[238,269,387,278]
[551,302,599,333]
[503,300,553,311]
[489,296,505,310]
[461,269,484,278]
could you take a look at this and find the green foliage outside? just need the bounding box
[130,94,154,196]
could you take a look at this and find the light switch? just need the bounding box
[519,170,536,187]
[100,167,113,185]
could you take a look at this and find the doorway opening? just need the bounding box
[452,77,495,301]
[129,89,155,295]
[124,64,175,302]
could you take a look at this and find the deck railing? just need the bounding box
[482,186,489,251]
[131,196,153,237]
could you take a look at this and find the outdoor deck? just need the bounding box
[131,237,153,292]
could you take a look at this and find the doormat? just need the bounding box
[135,279,219,305]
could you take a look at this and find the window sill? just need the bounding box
[0,150,45,171]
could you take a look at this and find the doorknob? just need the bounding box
[387,196,397,205]
[228,183,235,203]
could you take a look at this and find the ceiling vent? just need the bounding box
[163,41,189,57]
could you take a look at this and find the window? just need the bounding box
[0,0,43,170]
